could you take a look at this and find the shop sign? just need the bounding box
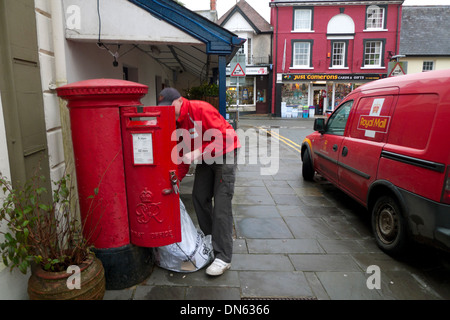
[282,73,386,81]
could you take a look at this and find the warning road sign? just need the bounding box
[388,62,406,77]
[231,63,246,77]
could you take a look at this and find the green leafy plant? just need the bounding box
[0,171,97,274]
[184,82,219,100]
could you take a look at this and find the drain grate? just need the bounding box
[241,296,317,300]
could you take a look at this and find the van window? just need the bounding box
[326,100,353,136]
[387,94,438,149]
[350,95,394,142]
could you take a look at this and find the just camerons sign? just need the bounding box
[282,74,387,81]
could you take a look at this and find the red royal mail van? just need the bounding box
[301,69,450,255]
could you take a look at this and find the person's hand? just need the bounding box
[182,149,202,164]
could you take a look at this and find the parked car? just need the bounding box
[301,69,450,255]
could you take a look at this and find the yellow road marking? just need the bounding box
[257,127,302,154]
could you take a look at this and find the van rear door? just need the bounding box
[337,88,398,204]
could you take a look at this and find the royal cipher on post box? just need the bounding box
[57,79,181,289]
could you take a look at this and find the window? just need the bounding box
[293,8,313,31]
[363,40,384,67]
[332,42,346,67]
[292,41,313,68]
[422,61,434,72]
[326,100,353,136]
[226,77,255,106]
[366,5,385,29]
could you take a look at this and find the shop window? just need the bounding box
[292,40,313,68]
[366,5,386,30]
[293,8,313,31]
[226,77,255,106]
[363,40,385,67]
[282,83,309,106]
[334,83,353,107]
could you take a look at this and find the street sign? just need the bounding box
[388,61,407,77]
[230,53,246,78]
[231,63,246,77]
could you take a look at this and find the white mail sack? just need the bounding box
[153,199,214,272]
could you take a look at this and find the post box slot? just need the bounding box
[128,117,158,127]
[130,116,157,122]
[123,112,160,128]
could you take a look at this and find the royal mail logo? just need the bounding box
[357,115,390,133]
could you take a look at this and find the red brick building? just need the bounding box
[270,0,403,116]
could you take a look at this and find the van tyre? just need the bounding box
[302,149,315,181]
[372,195,408,256]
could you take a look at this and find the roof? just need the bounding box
[354,69,450,94]
[269,0,404,6]
[399,6,450,56]
[128,0,245,55]
[218,0,272,34]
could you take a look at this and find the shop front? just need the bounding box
[278,73,386,116]
[226,66,270,113]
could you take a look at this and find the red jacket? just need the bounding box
[176,98,240,181]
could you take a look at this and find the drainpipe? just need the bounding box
[51,0,67,88]
[50,0,77,191]
[218,55,227,118]
[395,4,401,55]
[273,4,279,115]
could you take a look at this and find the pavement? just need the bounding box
[103,116,450,301]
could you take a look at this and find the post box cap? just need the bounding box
[57,79,148,100]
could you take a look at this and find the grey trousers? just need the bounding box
[192,154,237,263]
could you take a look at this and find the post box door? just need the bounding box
[121,106,181,247]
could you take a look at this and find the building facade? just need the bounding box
[219,0,273,114]
[270,0,403,116]
[0,0,242,299]
[399,6,450,74]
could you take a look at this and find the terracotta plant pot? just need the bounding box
[27,254,105,300]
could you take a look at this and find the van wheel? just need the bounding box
[371,195,408,256]
[302,149,315,181]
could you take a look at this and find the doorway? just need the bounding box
[313,86,326,115]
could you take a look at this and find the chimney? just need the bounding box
[211,0,216,11]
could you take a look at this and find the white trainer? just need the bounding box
[206,258,231,276]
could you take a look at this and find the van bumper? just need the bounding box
[399,189,450,250]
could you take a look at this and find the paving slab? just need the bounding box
[145,266,240,288]
[289,254,362,272]
[315,272,382,300]
[239,271,314,299]
[185,287,241,300]
[235,217,293,239]
[231,254,294,271]
[247,239,324,254]
[233,204,281,218]
[284,216,339,239]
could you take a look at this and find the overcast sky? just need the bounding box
[181,0,449,23]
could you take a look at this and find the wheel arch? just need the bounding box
[367,180,409,219]
[301,139,312,161]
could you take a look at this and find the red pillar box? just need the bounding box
[57,79,151,289]
[120,106,181,247]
